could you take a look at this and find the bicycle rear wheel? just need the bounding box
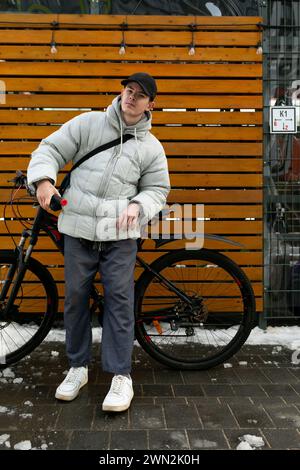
[0,251,58,367]
[135,248,256,370]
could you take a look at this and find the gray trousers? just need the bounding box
[63,235,138,374]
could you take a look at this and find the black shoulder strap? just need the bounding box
[69,134,134,175]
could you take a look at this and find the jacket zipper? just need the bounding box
[92,145,121,240]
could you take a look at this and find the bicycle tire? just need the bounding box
[135,248,256,370]
[0,251,58,368]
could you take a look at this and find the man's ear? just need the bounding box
[148,100,155,111]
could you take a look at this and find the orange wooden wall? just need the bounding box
[0,14,263,313]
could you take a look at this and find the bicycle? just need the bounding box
[0,171,256,370]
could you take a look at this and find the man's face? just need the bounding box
[120,82,154,123]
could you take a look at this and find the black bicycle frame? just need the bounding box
[2,204,243,317]
[18,206,193,307]
[0,206,44,317]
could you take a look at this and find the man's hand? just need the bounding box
[36,179,60,210]
[117,203,140,231]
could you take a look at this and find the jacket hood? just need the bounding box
[106,95,152,138]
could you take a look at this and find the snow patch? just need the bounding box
[237,434,265,450]
[13,377,23,384]
[2,324,300,350]
[193,438,217,448]
[236,441,253,450]
[19,413,33,419]
[246,326,300,350]
[14,440,32,450]
[0,434,10,445]
[2,368,15,378]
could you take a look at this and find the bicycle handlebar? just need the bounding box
[49,194,68,211]
[9,171,67,211]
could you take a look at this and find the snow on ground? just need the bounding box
[246,326,300,351]
[0,434,10,448]
[13,440,32,450]
[45,325,300,350]
[0,406,9,414]
[1,324,300,349]
[237,434,265,450]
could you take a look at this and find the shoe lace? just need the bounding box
[110,375,127,395]
[65,367,83,384]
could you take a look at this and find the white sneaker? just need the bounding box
[102,375,134,412]
[55,366,88,401]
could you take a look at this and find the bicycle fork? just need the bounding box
[0,229,37,320]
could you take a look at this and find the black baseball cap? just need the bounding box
[121,72,157,101]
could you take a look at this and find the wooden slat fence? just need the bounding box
[0,14,263,313]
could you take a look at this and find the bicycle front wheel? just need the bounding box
[0,251,58,367]
[135,248,256,370]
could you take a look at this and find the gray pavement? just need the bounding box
[1,341,300,450]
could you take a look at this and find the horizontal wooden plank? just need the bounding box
[0,188,263,204]
[0,142,263,156]
[167,159,263,172]
[202,206,262,218]
[0,110,263,126]
[3,299,53,314]
[0,30,262,46]
[170,174,262,187]
[1,203,262,220]
[140,297,262,313]
[0,157,263,173]
[0,125,262,141]
[137,262,263,277]
[155,112,262,125]
[168,189,263,203]
[142,236,263,251]
[0,62,262,77]
[0,235,263,251]
[13,297,262,314]
[0,93,263,110]
[165,143,263,156]
[0,94,263,110]
[0,14,263,28]
[0,46,262,62]
[138,283,263,297]
[13,280,262,299]
[146,220,262,235]
[0,249,262,267]
[1,78,263,94]
[45,265,262,282]
[0,172,262,188]
[14,274,263,289]
[0,276,261,302]
[0,219,262,235]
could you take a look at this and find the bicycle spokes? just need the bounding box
[135,250,255,369]
[0,255,55,365]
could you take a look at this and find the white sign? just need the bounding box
[270,106,297,133]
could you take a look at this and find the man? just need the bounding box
[27,72,170,412]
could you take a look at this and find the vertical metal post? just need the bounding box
[258,0,269,330]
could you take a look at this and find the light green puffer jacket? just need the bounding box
[27,96,170,241]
